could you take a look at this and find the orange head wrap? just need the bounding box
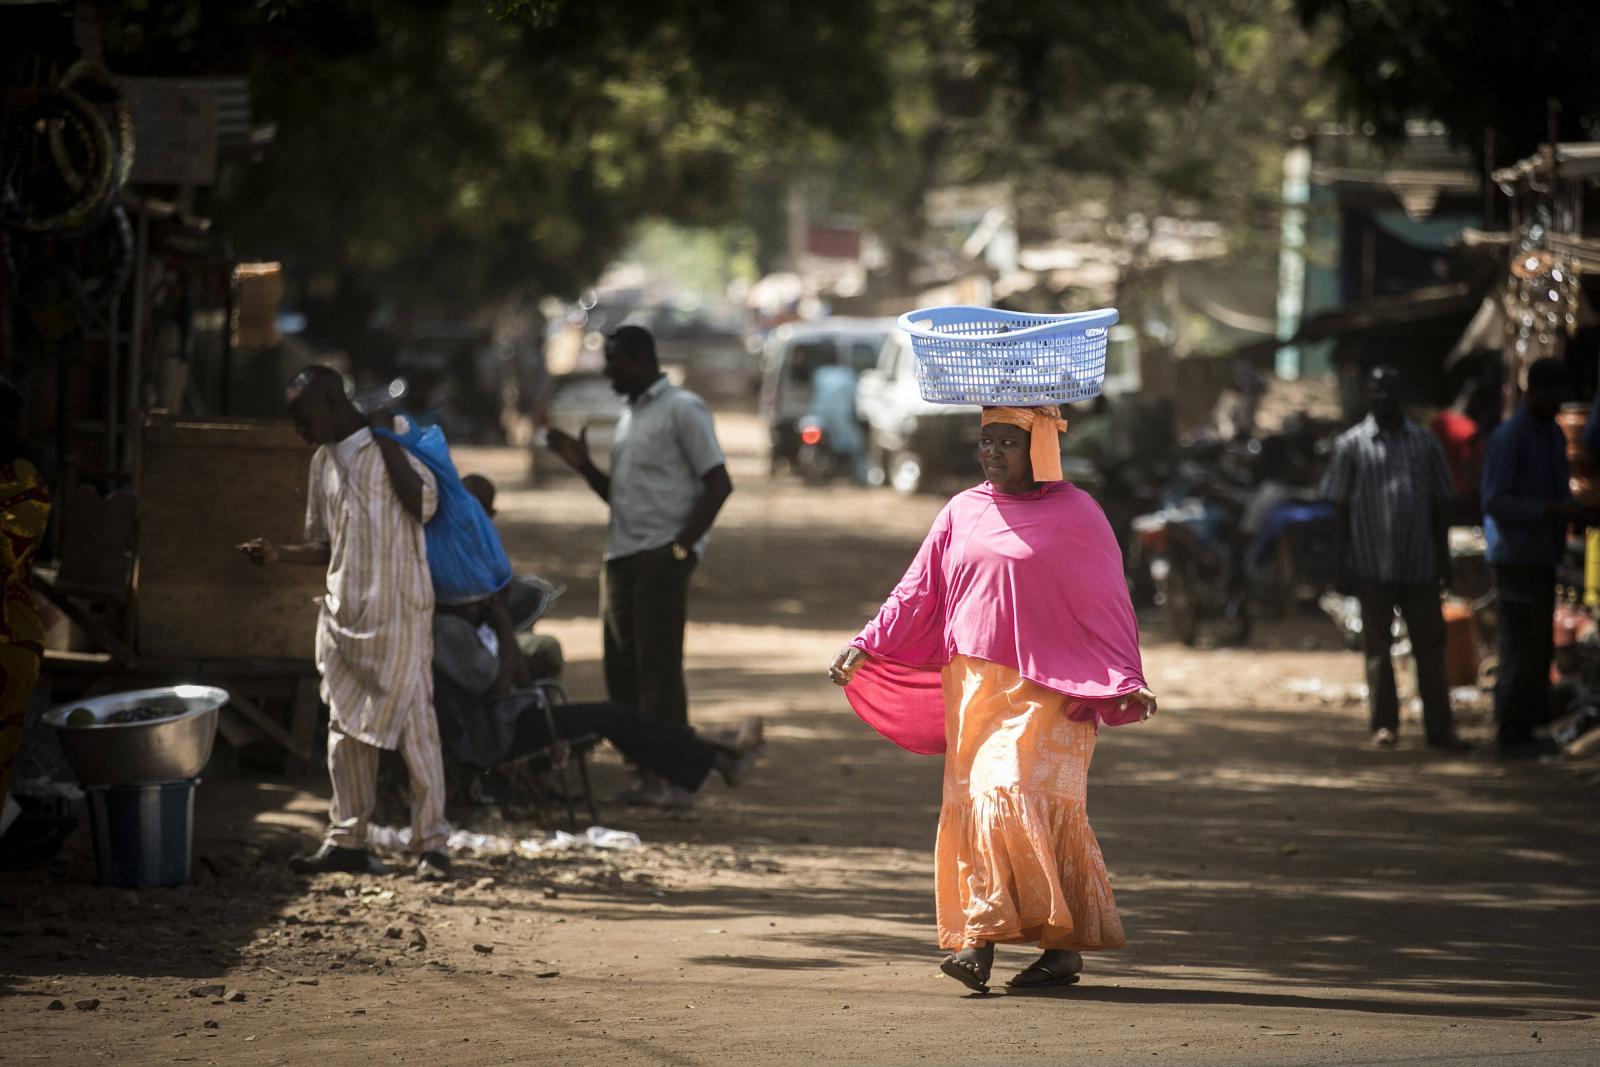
[980,405,1070,482]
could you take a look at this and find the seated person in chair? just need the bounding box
[462,473,565,682]
[431,599,764,807]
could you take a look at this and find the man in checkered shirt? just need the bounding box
[1321,366,1468,751]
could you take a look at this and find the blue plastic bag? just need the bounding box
[373,419,512,605]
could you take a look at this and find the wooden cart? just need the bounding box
[40,413,324,774]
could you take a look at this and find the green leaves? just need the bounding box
[1295,0,1600,158]
[95,0,1331,310]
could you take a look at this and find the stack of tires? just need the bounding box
[1,61,137,343]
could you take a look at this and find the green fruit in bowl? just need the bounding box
[65,707,97,727]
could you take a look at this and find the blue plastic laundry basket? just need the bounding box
[897,305,1118,406]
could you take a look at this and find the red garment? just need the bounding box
[1431,410,1482,497]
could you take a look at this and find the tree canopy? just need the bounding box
[96,0,889,306]
[91,0,1329,314]
[1295,0,1600,160]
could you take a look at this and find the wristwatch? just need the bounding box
[670,542,690,561]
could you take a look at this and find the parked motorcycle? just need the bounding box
[795,415,844,485]
[1099,455,1172,608]
[1166,482,1253,647]
[1131,472,1252,647]
[1245,496,1339,616]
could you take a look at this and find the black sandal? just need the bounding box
[940,946,993,994]
[1006,956,1082,989]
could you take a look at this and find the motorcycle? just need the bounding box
[1099,456,1172,608]
[1244,494,1339,616]
[1131,471,1252,647]
[795,415,844,485]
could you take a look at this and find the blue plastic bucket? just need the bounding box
[85,778,198,888]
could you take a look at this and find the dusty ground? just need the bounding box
[4,413,1599,1066]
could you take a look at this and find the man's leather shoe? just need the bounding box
[417,850,452,881]
[290,843,372,875]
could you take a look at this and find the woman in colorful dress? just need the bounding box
[830,404,1155,993]
[0,378,51,838]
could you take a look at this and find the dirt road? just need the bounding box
[4,414,1599,1065]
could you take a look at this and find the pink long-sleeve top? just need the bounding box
[845,481,1148,754]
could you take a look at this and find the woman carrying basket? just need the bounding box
[830,400,1156,994]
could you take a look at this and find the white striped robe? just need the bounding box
[305,423,439,748]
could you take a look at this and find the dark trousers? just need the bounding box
[602,547,695,728]
[1492,566,1556,746]
[1358,581,1454,740]
[514,701,718,792]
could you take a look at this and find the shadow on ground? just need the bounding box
[0,780,319,990]
[430,652,1600,1018]
[7,442,1595,1042]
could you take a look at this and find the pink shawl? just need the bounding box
[845,481,1147,754]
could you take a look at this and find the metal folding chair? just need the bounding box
[495,679,600,832]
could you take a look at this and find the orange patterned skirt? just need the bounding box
[934,655,1126,952]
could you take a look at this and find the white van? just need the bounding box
[855,330,980,493]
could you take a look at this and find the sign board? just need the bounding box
[118,77,219,186]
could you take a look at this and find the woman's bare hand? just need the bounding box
[829,646,866,686]
[1119,688,1158,722]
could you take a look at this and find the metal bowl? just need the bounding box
[45,685,227,786]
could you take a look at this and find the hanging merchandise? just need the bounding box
[1501,224,1581,383]
[0,61,132,236]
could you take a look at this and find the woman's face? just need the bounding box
[978,422,1034,493]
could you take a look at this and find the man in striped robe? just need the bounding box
[240,365,452,880]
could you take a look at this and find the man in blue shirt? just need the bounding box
[1481,358,1580,756]
[808,363,868,483]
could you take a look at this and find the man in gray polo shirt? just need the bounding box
[548,325,734,805]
